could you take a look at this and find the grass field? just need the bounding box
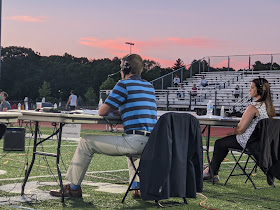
[0,128,279,210]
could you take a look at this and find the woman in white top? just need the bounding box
[203,78,276,182]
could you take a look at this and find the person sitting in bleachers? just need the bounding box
[191,84,198,96]
[233,85,240,99]
[177,84,185,98]
[198,75,208,87]
[173,75,180,87]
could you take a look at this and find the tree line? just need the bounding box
[1,46,278,106]
[0,46,176,105]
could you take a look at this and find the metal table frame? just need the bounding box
[197,116,240,183]
[17,110,121,203]
[17,110,240,201]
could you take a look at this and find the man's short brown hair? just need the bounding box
[122,54,143,75]
[1,91,8,98]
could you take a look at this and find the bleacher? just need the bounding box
[156,70,280,113]
[99,70,280,114]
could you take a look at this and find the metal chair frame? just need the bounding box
[224,148,275,189]
[122,156,188,208]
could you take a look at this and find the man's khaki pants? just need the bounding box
[66,133,148,185]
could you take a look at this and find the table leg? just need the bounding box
[206,125,214,184]
[56,123,64,203]
[21,121,39,195]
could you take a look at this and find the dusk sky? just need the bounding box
[2,0,280,68]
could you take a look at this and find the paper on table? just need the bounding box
[74,110,99,115]
[197,115,224,119]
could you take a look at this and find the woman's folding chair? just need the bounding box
[224,118,280,189]
[224,148,275,189]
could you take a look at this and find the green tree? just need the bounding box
[252,61,277,71]
[84,87,97,104]
[78,95,84,106]
[100,78,116,90]
[272,62,280,70]
[39,81,51,101]
[143,59,159,70]
[142,60,162,81]
[1,46,41,100]
[172,58,185,70]
[142,66,161,81]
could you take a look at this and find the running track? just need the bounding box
[33,122,234,138]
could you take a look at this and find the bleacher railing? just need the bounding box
[150,53,280,90]
[100,87,280,113]
[150,58,206,90]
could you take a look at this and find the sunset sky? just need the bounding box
[2,0,280,68]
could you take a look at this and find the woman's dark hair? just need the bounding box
[252,78,276,118]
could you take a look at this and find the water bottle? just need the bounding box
[24,97,28,110]
[53,103,57,109]
[220,106,225,118]
[207,100,213,117]
[18,103,21,111]
[98,98,103,108]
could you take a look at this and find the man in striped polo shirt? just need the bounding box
[50,54,157,199]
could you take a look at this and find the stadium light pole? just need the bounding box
[125,42,134,54]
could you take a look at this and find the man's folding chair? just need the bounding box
[122,112,203,208]
[122,155,188,208]
[121,155,140,203]
[224,148,275,189]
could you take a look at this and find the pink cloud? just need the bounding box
[79,37,124,51]
[79,36,231,53]
[79,36,233,67]
[4,16,47,22]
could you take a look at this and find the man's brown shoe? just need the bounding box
[132,190,141,199]
[50,184,82,198]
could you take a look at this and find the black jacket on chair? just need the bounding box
[246,118,280,180]
[139,112,203,201]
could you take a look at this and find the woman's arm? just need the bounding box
[232,104,258,135]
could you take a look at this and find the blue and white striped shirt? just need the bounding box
[105,75,157,133]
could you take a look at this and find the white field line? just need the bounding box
[221,160,255,164]
[0,160,253,182]
[0,144,78,149]
[0,169,128,182]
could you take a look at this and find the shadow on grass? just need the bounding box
[64,197,97,208]
[203,181,280,209]
[64,197,156,210]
